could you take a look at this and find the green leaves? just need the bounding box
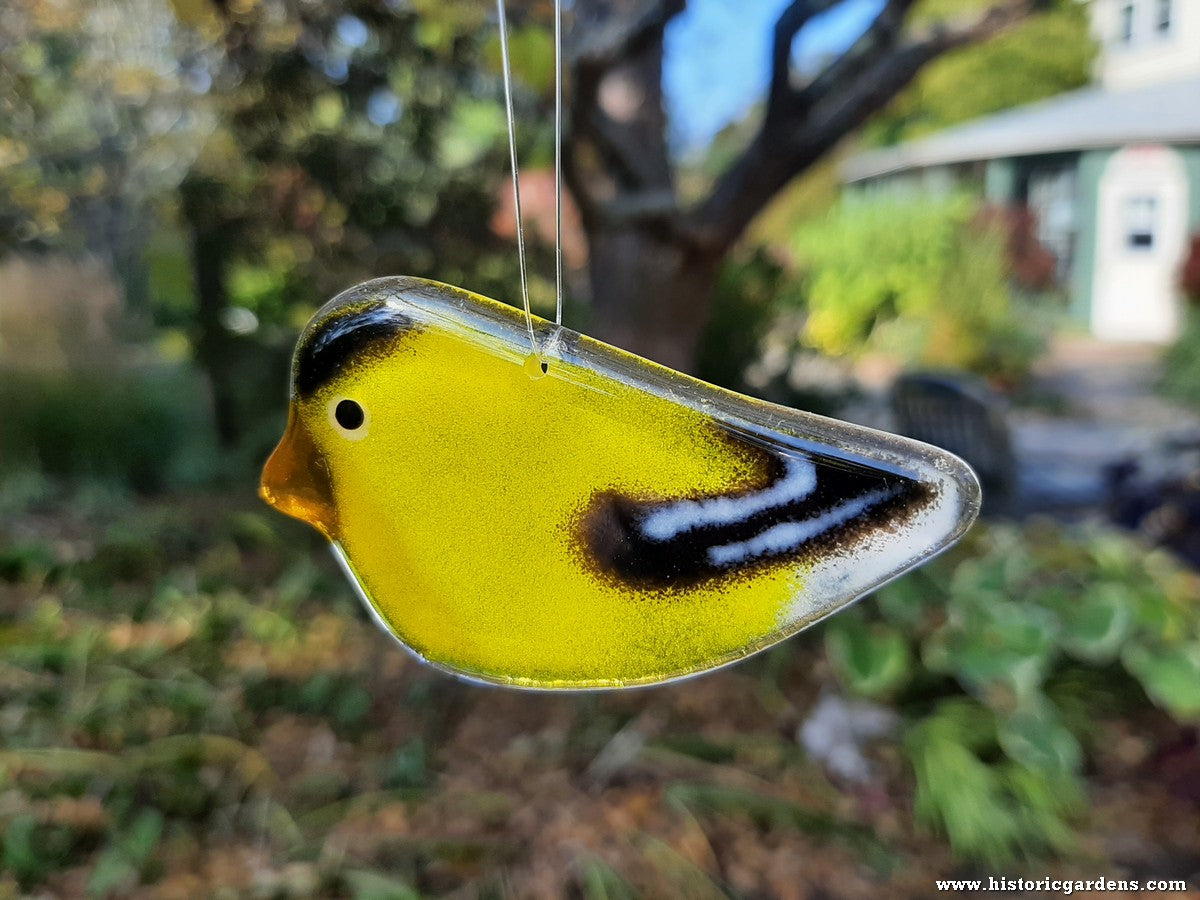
[438,99,507,170]
[924,594,1057,701]
[792,195,1046,381]
[905,699,1082,863]
[1161,312,1200,409]
[824,613,911,699]
[1122,643,1200,720]
[893,522,1200,723]
[482,26,557,93]
[341,868,421,900]
[1059,582,1134,663]
[382,739,429,790]
[5,475,1200,892]
[996,701,1081,777]
[906,706,1021,864]
[3,815,43,887]
[864,0,1095,147]
[830,520,1200,862]
[86,810,164,897]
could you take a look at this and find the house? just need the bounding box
[843,0,1200,343]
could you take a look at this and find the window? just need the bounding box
[1118,1,1136,44]
[1124,195,1157,250]
[1156,0,1172,35]
[1028,167,1077,282]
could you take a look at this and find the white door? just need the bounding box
[1092,145,1189,343]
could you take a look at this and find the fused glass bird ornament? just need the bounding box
[261,277,981,689]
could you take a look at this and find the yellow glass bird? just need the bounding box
[261,276,980,690]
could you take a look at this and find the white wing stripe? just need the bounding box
[705,486,899,566]
[639,456,818,541]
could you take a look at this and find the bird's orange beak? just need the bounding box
[260,407,338,540]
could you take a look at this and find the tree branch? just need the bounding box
[794,0,917,112]
[590,113,665,187]
[767,0,840,121]
[567,0,679,230]
[688,0,1038,254]
[571,0,686,71]
[594,188,680,226]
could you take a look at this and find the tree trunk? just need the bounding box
[190,222,241,449]
[586,226,718,373]
[180,174,241,450]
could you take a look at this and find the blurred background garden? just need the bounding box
[2,0,1199,896]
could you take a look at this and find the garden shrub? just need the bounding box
[1161,315,1200,410]
[791,194,1046,382]
[824,520,1200,862]
[1161,236,1200,409]
[696,248,803,392]
[0,366,215,492]
[1180,233,1200,303]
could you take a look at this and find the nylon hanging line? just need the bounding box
[495,0,537,356]
[553,0,563,328]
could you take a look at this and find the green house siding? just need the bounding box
[985,158,1018,203]
[1181,145,1200,229]
[1070,148,1115,328]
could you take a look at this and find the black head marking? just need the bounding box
[294,302,413,398]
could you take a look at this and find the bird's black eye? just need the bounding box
[334,399,365,430]
[327,394,370,440]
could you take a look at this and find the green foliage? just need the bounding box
[86,810,164,897]
[3,481,1199,892]
[382,739,430,790]
[341,868,422,900]
[0,489,368,891]
[1,0,542,457]
[0,1,199,255]
[3,814,84,889]
[905,700,1082,865]
[0,366,215,492]
[864,0,1096,147]
[1122,644,1200,719]
[696,249,803,391]
[823,615,911,699]
[579,857,638,900]
[242,670,373,732]
[792,194,1046,380]
[1161,313,1200,409]
[173,0,531,307]
[826,520,1200,862]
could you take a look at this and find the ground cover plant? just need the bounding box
[1,477,1197,897]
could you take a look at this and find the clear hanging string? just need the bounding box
[496,0,565,358]
[494,0,536,355]
[553,0,563,329]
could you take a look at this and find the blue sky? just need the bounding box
[663,0,885,152]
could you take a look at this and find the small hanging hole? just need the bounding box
[523,353,549,380]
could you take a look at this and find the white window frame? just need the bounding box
[1117,0,1137,44]
[1155,0,1173,36]
[1122,194,1158,252]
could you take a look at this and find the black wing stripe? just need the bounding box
[581,444,933,590]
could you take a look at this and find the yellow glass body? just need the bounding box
[262,277,980,689]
